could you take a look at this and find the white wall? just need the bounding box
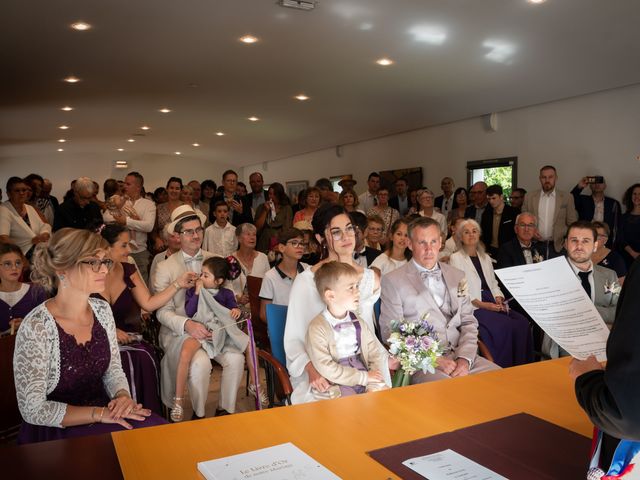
[245,83,640,201]
[2,84,639,201]
[0,150,235,200]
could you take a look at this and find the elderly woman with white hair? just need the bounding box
[52,176,104,232]
[449,218,533,368]
[227,223,270,306]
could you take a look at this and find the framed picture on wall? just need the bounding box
[286,180,308,204]
[379,167,423,195]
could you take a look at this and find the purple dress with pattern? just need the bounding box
[18,317,166,444]
[93,262,162,414]
[470,256,534,368]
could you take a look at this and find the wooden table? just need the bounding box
[113,357,592,479]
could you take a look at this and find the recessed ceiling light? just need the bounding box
[248,116,260,122]
[215,132,225,136]
[117,148,124,152]
[57,148,64,152]
[140,125,150,130]
[295,94,310,101]
[376,57,394,66]
[192,143,200,147]
[57,139,66,143]
[61,106,74,112]
[175,151,182,155]
[59,125,69,130]
[527,0,546,3]
[159,107,172,113]
[63,75,81,83]
[127,138,135,143]
[240,35,259,44]
[71,21,92,31]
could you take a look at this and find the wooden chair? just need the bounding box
[0,334,22,443]
[246,276,269,349]
[257,349,292,407]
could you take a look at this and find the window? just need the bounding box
[467,157,517,198]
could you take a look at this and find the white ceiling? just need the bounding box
[2,0,640,166]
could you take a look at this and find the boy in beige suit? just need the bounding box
[305,261,389,400]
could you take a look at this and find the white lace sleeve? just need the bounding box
[90,298,130,398]
[13,305,67,427]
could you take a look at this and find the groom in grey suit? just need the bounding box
[380,217,499,383]
[155,205,245,418]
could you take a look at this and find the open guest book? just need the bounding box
[368,413,591,479]
[197,442,341,480]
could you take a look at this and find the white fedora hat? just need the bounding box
[167,204,207,235]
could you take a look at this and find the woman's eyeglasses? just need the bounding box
[80,259,114,272]
[328,225,356,241]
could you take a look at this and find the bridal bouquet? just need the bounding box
[387,313,443,388]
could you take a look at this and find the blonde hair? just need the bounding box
[314,261,358,300]
[30,228,109,292]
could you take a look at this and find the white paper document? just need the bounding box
[403,449,508,480]
[495,256,609,361]
[197,442,341,480]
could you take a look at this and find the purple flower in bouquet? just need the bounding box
[387,313,443,388]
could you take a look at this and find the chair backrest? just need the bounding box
[0,334,21,442]
[246,275,268,348]
[256,348,293,407]
[265,304,288,368]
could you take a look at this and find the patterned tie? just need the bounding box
[186,253,203,264]
[420,268,442,281]
[578,271,592,299]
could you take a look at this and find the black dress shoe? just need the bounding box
[214,408,230,417]
[191,412,205,420]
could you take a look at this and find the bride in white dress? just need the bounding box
[284,204,394,404]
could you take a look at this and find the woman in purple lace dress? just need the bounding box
[0,243,47,335]
[94,224,194,415]
[14,228,166,444]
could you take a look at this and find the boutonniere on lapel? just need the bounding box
[604,280,622,296]
[532,251,544,263]
[457,278,468,297]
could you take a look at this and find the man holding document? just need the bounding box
[570,257,640,479]
[543,221,619,357]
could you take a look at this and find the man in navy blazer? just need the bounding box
[571,176,622,248]
[481,185,518,258]
[465,181,491,224]
[496,212,547,270]
[210,169,253,226]
[496,212,547,353]
[434,177,455,219]
[388,177,410,216]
